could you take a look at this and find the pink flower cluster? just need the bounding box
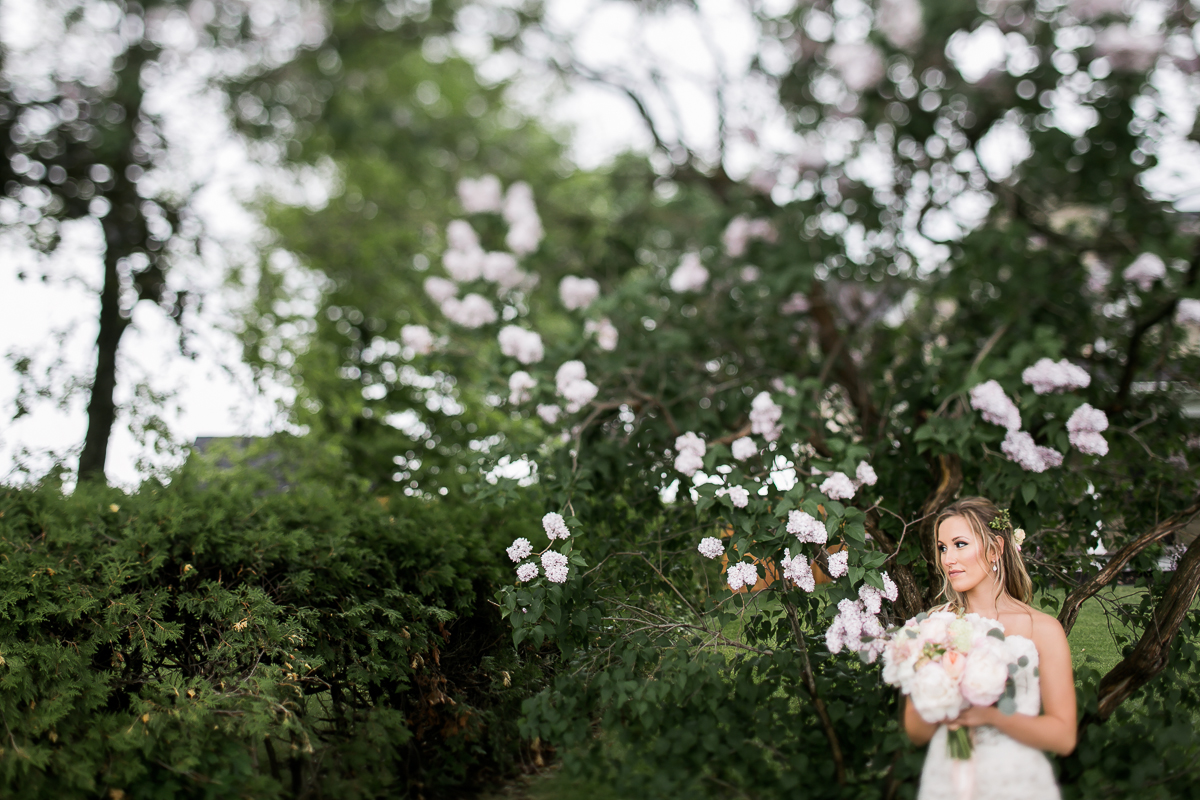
[555,361,598,413]
[502,182,544,256]
[749,392,783,441]
[674,432,706,477]
[424,276,457,304]
[669,252,709,293]
[1021,358,1091,394]
[781,548,815,592]
[722,215,778,258]
[442,293,498,328]
[516,562,540,582]
[541,550,569,583]
[820,472,856,500]
[508,371,536,404]
[400,324,434,356]
[697,537,724,559]
[726,561,759,592]
[1123,252,1166,291]
[457,174,503,214]
[1001,431,1064,473]
[498,325,545,365]
[1067,403,1109,456]
[542,512,571,540]
[559,276,600,311]
[718,485,750,508]
[825,598,887,661]
[787,510,828,543]
[969,380,1022,431]
[584,318,619,350]
[826,550,849,578]
[507,537,532,563]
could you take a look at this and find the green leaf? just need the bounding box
[1022,482,1038,505]
[998,696,1017,715]
[987,628,1006,640]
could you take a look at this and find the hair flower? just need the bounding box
[1012,528,1026,551]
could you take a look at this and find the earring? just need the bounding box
[992,562,998,572]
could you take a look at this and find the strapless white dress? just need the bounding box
[917,635,1061,800]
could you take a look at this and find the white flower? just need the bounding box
[507,219,544,256]
[908,662,965,723]
[969,380,1022,431]
[675,432,706,476]
[559,276,601,310]
[697,537,724,559]
[507,537,533,563]
[781,548,815,592]
[877,0,924,50]
[442,247,485,283]
[1124,253,1166,291]
[859,584,883,615]
[508,371,537,404]
[541,550,569,583]
[960,639,1011,707]
[722,216,777,258]
[536,404,561,425]
[423,276,458,304]
[781,293,811,315]
[1021,358,1091,394]
[584,318,619,351]
[561,379,598,413]
[749,392,784,441]
[1095,25,1163,72]
[516,562,540,582]
[726,561,759,592]
[669,252,709,293]
[400,324,434,355]
[1175,298,1200,327]
[820,472,857,500]
[724,485,750,508]
[825,615,847,654]
[457,174,503,214]
[1068,403,1109,456]
[1001,430,1063,473]
[787,510,828,544]
[446,219,480,253]
[855,461,877,486]
[482,251,520,285]
[542,512,570,540]
[498,326,545,365]
[441,294,497,328]
[731,436,757,461]
[675,451,704,477]
[503,182,543,255]
[828,42,885,92]
[826,549,849,578]
[555,361,587,392]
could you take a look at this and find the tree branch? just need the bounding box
[807,281,880,434]
[782,598,846,786]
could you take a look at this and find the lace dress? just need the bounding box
[917,635,1061,800]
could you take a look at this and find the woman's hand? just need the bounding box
[946,705,999,730]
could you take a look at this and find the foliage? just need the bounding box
[0,458,549,798]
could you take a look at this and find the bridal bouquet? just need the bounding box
[881,609,1030,759]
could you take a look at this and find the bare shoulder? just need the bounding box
[1028,607,1070,652]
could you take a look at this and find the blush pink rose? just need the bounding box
[942,649,966,680]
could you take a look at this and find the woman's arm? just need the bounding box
[903,694,940,746]
[948,616,1078,756]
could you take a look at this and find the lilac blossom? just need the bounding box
[542,512,570,540]
[1068,403,1110,456]
[585,318,619,350]
[859,584,883,615]
[855,461,878,487]
[881,572,899,602]
[1082,252,1111,294]
[559,276,601,310]
[1021,358,1091,394]
[446,220,480,253]
[697,537,725,560]
[1001,430,1064,473]
[780,293,810,315]
[541,550,569,583]
[400,324,434,356]
[969,380,1022,431]
[749,392,784,441]
[674,432,706,477]
[507,538,532,563]
[726,562,760,592]
[441,294,497,328]
[781,549,815,592]
[828,43,885,91]
[516,562,540,582]
[443,248,485,282]
[669,252,709,293]
[508,371,537,404]
[482,251,520,285]
[423,276,458,305]
[1176,298,1200,327]
[503,182,543,255]
[731,436,757,461]
[877,0,924,49]
[1123,252,1166,290]
[498,326,545,365]
[457,174,504,214]
[787,510,828,544]
[536,404,562,425]
[720,485,750,508]
[826,550,849,579]
[820,472,857,500]
[556,361,598,413]
[721,216,778,258]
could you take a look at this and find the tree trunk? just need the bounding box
[1057,498,1200,635]
[1078,529,1200,736]
[78,233,131,482]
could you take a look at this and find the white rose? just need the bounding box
[960,639,1011,707]
[908,662,965,723]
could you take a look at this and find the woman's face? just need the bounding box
[936,515,996,594]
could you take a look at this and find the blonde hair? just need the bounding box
[932,496,1033,611]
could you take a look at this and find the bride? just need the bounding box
[903,497,1077,800]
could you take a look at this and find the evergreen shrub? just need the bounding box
[0,467,545,799]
